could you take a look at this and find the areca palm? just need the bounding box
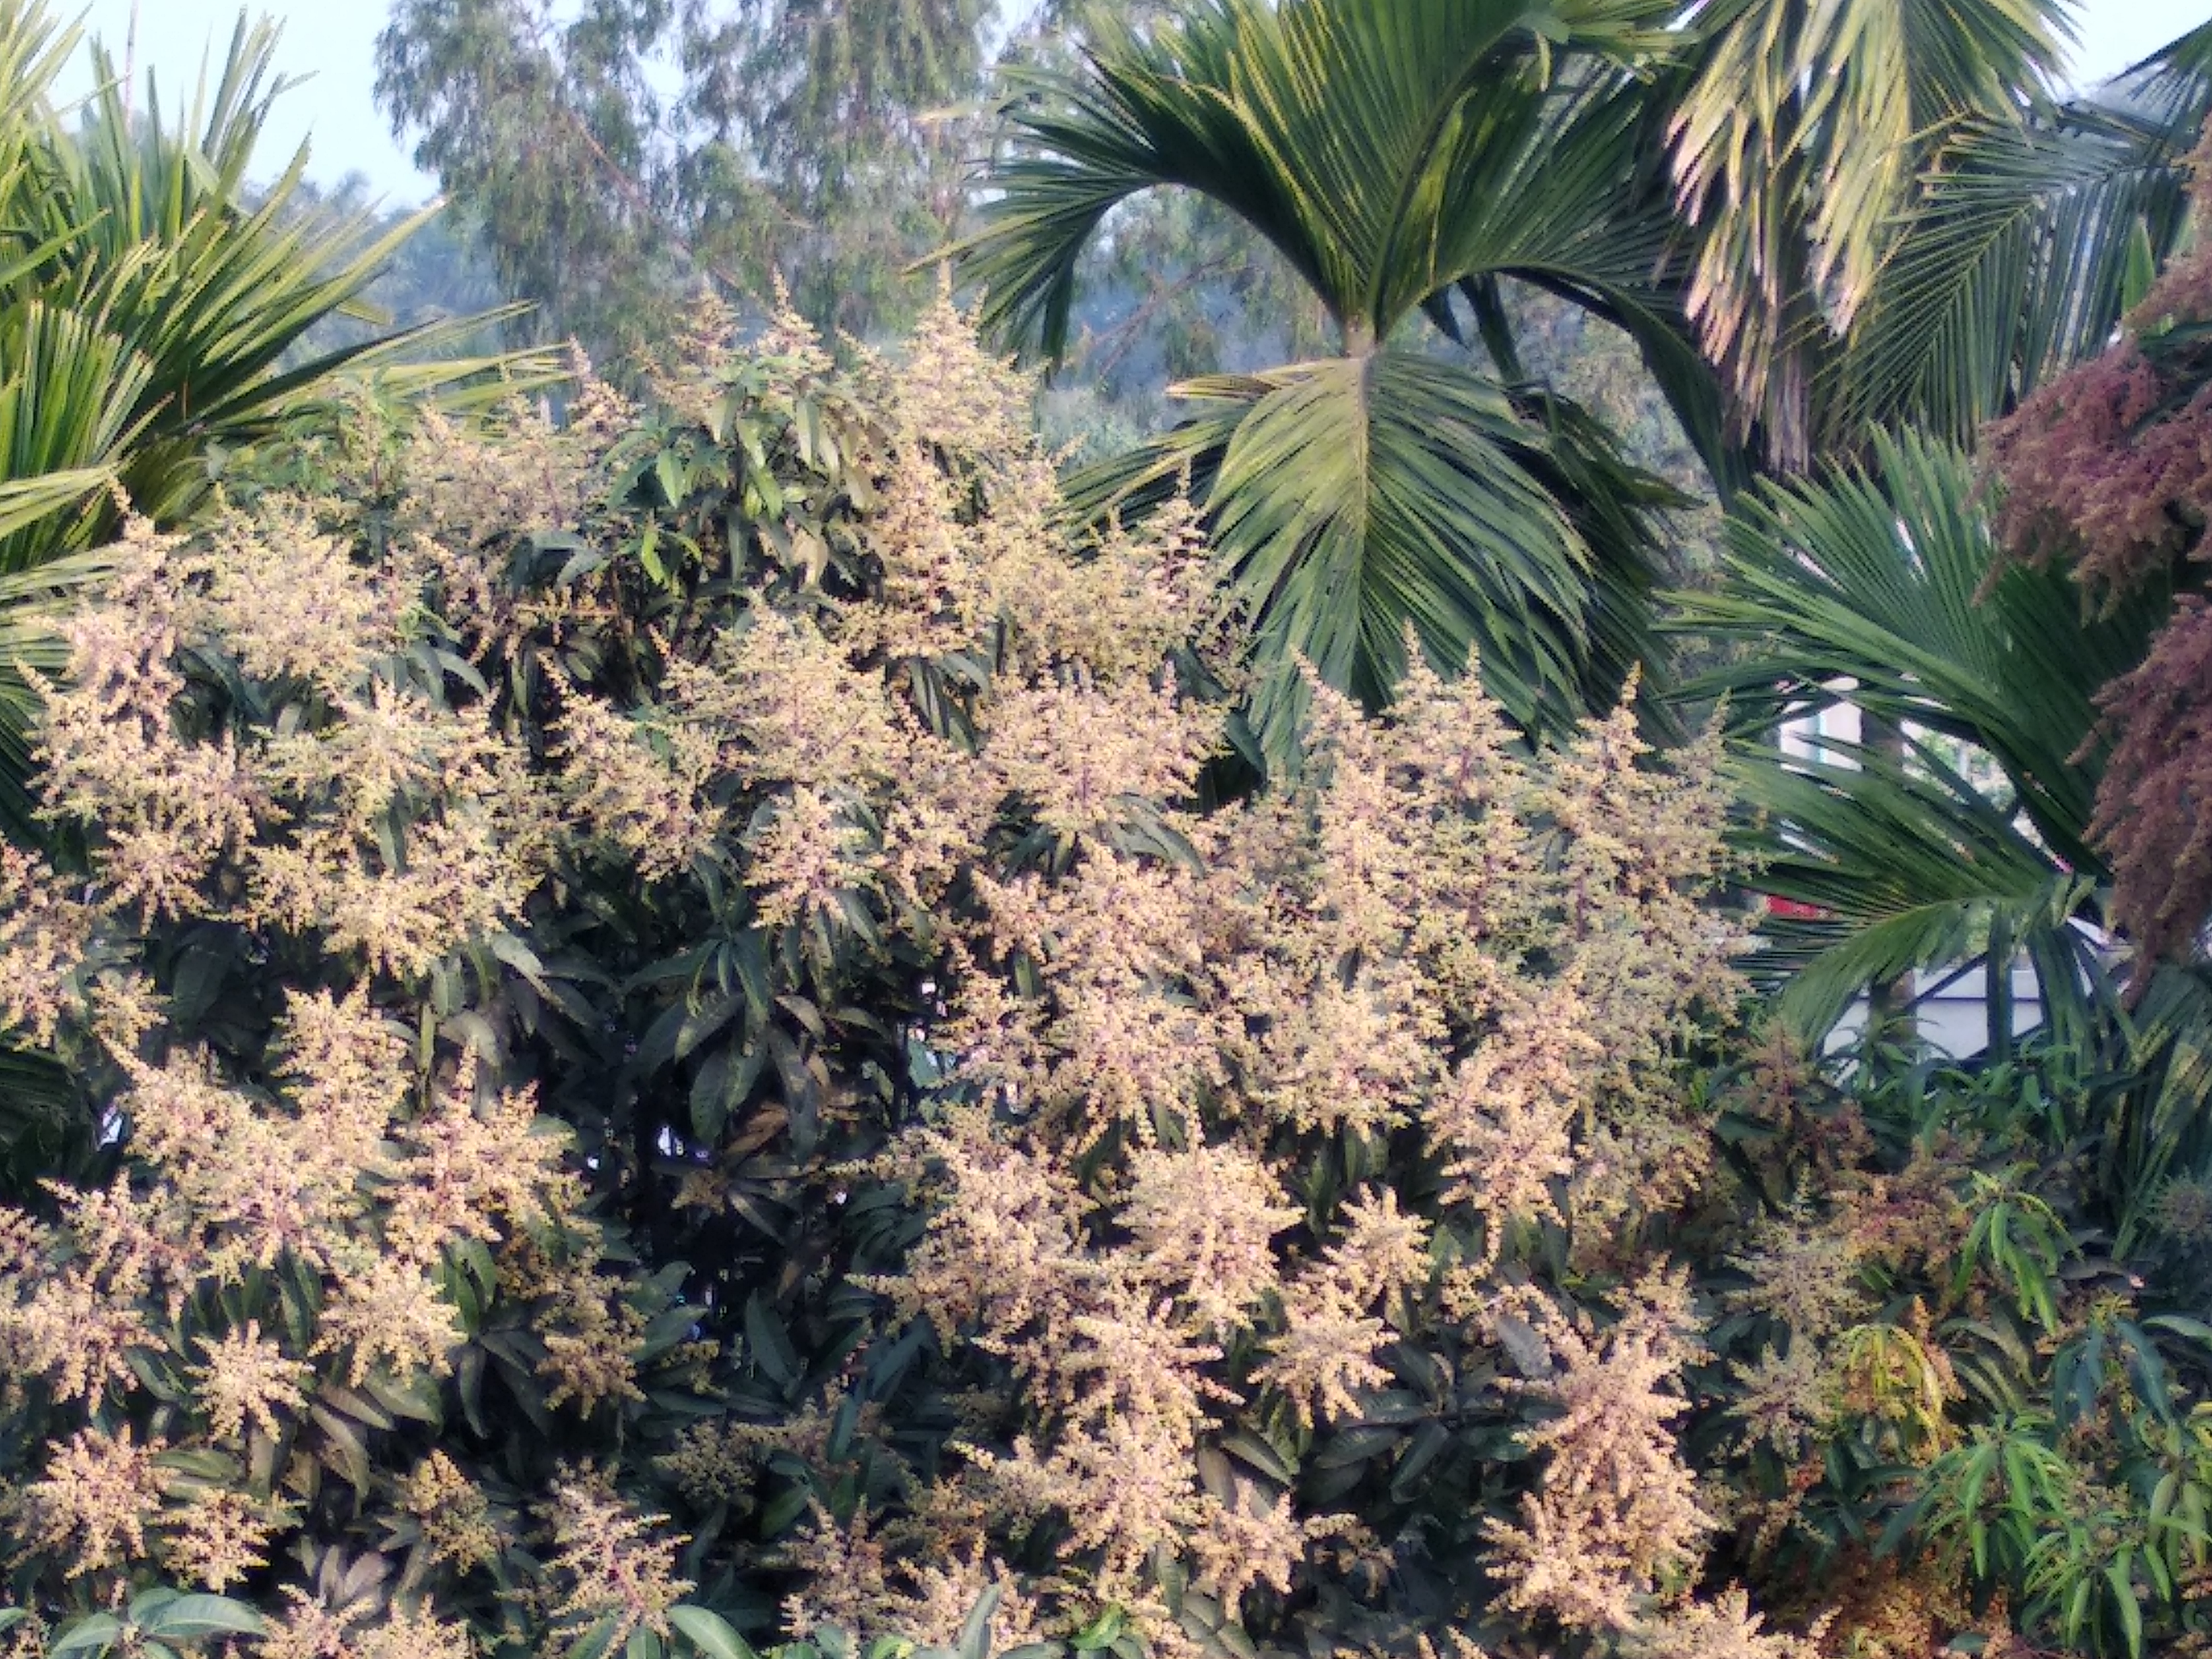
[955,0,1710,755]
[1664,0,2077,465]
[954,0,2127,757]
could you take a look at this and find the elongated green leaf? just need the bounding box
[137,1597,264,1642]
[0,469,113,557]
[669,1606,761,1659]
[50,1616,122,1657]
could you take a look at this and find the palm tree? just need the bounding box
[1674,430,2212,1246]
[1663,0,2079,466]
[1668,23,2212,1037]
[954,0,1720,758]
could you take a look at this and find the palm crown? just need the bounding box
[956,0,1707,756]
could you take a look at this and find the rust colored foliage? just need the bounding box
[1984,121,2212,968]
[1986,352,2212,599]
[2089,598,2212,967]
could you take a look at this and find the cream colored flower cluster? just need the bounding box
[0,992,608,1601]
[0,294,1783,1656]
[830,651,1756,1649]
[0,477,667,1631]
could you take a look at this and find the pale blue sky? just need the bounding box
[61,0,2212,205]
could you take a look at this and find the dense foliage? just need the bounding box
[3,300,2209,1659]
[8,5,2212,1659]
[0,0,545,842]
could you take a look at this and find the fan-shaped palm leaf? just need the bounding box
[1674,430,2166,1042]
[1731,735,2107,1043]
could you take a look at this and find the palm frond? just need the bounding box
[0,303,153,571]
[1214,356,1582,733]
[1820,16,2212,450]
[1666,0,2073,459]
[958,0,1684,355]
[1073,352,1670,760]
[1833,106,2196,446]
[1674,430,2162,1042]
[0,13,558,543]
[1681,429,2161,865]
[2101,18,2212,129]
[0,471,113,552]
[1732,734,2104,1044]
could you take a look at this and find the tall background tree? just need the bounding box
[677,0,993,328]
[372,0,697,362]
[374,0,996,362]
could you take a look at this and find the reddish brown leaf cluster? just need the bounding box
[1984,121,2212,970]
[1984,352,2212,598]
[2090,598,2212,966]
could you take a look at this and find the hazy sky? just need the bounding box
[61,0,2212,206]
